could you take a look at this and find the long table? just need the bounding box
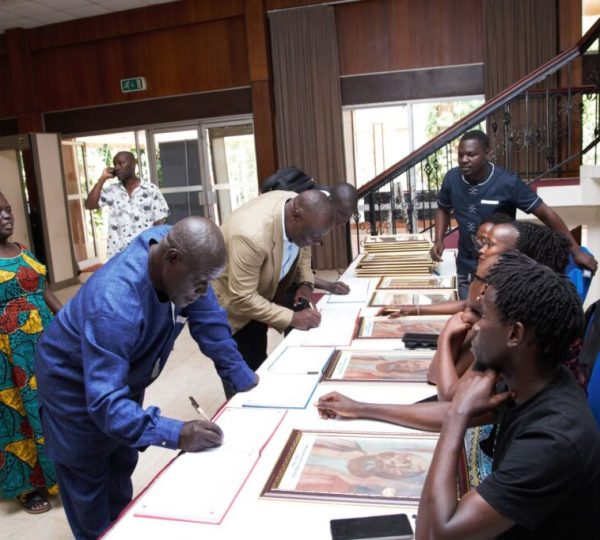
[103,251,457,540]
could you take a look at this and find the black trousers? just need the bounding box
[232,319,269,372]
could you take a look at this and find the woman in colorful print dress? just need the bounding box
[0,193,62,513]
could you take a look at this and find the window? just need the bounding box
[345,96,484,189]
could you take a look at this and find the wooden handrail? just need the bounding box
[357,18,600,198]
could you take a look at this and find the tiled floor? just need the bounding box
[2,270,340,539]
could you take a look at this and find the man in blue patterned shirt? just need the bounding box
[35,217,257,540]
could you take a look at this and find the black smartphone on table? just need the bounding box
[330,513,414,540]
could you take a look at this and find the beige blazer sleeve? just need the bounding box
[293,246,315,285]
[226,233,294,332]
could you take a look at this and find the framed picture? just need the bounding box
[368,289,458,308]
[355,268,434,277]
[377,275,456,290]
[364,233,428,244]
[262,430,438,504]
[355,316,450,339]
[359,253,432,264]
[322,350,434,382]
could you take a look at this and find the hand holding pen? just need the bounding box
[290,296,321,330]
[178,396,223,452]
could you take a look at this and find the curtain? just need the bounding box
[483,0,559,178]
[269,6,348,270]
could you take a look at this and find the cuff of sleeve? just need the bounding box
[272,307,294,333]
[155,417,185,450]
[230,368,259,392]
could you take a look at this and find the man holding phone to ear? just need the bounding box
[86,151,169,259]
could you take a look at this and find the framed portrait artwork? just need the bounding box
[321,350,434,383]
[368,289,458,308]
[262,430,438,504]
[355,316,450,339]
[377,275,456,290]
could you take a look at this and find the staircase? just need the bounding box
[354,19,600,258]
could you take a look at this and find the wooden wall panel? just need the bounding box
[0,118,18,136]
[0,56,14,118]
[342,64,484,105]
[335,0,484,76]
[27,0,245,50]
[43,88,252,134]
[265,0,331,9]
[31,17,250,112]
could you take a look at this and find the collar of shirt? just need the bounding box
[117,179,148,195]
[280,200,300,280]
[460,162,495,187]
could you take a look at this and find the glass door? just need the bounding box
[61,140,101,269]
[148,127,210,223]
[202,119,258,225]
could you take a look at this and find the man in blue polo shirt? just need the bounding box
[431,130,597,298]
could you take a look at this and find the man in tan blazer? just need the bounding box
[213,189,334,373]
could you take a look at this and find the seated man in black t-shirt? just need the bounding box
[415,251,600,539]
[318,251,600,538]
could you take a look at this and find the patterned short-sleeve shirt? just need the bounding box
[98,181,169,258]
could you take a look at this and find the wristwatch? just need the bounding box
[297,281,315,291]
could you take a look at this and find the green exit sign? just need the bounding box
[120,77,147,93]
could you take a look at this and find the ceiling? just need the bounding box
[0,0,176,33]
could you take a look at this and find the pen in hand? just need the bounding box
[189,395,211,422]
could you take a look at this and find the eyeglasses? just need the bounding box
[471,234,490,251]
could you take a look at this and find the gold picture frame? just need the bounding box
[368,289,458,308]
[321,350,434,382]
[262,430,438,504]
[355,316,450,339]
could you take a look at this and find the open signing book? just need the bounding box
[134,407,286,524]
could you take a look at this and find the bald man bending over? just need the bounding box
[35,217,257,540]
[214,190,335,372]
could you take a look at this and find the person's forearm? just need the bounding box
[416,412,469,540]
[434,208,451,243]
[435,334,463,401]
[85,179,106,210]
[314,277,332,291]
[414,300,465,317]
[187,289,266,388]
[43,288,62,315]
[353,401,450,431]
[535,205,579,252]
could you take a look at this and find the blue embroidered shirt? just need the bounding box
[437,164,542,275]
[35,225,256,463]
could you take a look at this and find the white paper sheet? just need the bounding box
[239,373,321,408]
[135,449,257,524]
[326,278,373,303]
[285,306,360,346]
[266,346,335,374]
[214,407,286,453]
